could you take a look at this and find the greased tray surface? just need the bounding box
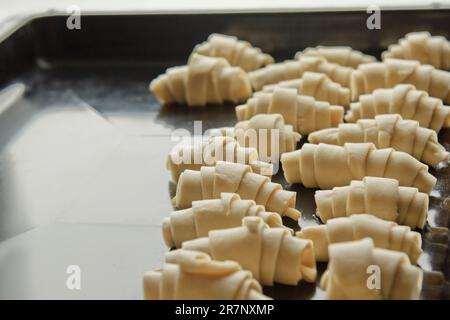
[0,11,449,299]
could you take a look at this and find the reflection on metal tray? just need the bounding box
[0,10,449,299]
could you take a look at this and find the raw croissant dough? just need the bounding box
[295,46,376,69]
[209,114,301,159]
[314,176,428,229]
[167,136,273,183]
[297,214,422,263]
[351,58,450,103]
[320,238,422,300]
[182,216,317,286]
[248,56,353,91]
[173,161,301,220]
[261,72,350,107]
[382,32,450,70]
[235,88,344,135]
[163,192,287,248]
[281,143,436,193]
[345,84,450,132]
[149,53,252,106]
[143,249,270,300]
[191,33,274,71]
[308,114,449,167]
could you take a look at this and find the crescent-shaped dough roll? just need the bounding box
[173,161,301,220]
[280,143,436,193]
[149,54,252,106]
[382,32,450,70]
[143,249,271,300]
[167,136,273,183]
[313,177,429,229]
[191,33,274,71]
[308,114,449,167]
[320,238,422,300]
[209,114,301,159]
[346,84,450,131]
[235,88,344,135]
[296,214,423,263]
[163,192,288,248]
[351,58,450,103]
[248,56,353,91]
[295,46,376,68]
[182,216,317,286]
[261,72,350,107]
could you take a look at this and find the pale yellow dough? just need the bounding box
[163,192,288,248]
[382,32,450,70]
[182,216,317,286]
[248,56,353,91]
[346,84,450,131]
[261,72,350,107]
[295,46,376,68]
[320,238,422,300]
[309,114,449,167]
[235,87,344,135]
[314,176,428,229]
[209,114,301,159]
[143,249,271,300]
[167,136,273,183]
[191,33,274,71]
[173,161,301,220]
[351,58,450,103]
[280,143,436,193]
[297,214,422,263]
[149,54,252,106]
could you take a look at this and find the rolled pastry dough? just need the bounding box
[209,114,301,159]
[191,33,274,71]
[382,32,450,70]
[182,216,317,286]
[320,238,422,300]
[295,46,376,69]
[261,72,350,107]
[308,114,449,167]
[280,143,436,194]
[143,249,271,300]
[351,58,450,103]
[150,53,252,106]
[313,176,428,229]
[173,161,301,220]
[235,87,344,135]
[248,56,353,91]
[167,136,273,183]
[297,214,422,263]
[163,192,288,248]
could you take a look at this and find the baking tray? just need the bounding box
[0,10,449,300]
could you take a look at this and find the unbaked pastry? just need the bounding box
[143,249,271,300]
[308,114,449,167]
[173,161,301,220]
[150,53,252,106]
[182,216,317,286]
[191,33,274,71]
[235,87,344,135]
[280,143,436,193]
[295,46,376,68]
[382,32,450,70]
[163,192,287,248]
[320,238,422,300]
[209,114,301,159]
[261,72,350,107]
[248,56,352,91]
[167,136,273,183]
[351,58,450,103]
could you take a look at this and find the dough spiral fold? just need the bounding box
[295,46,376,68]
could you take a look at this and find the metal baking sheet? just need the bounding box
[0,10,449,299]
